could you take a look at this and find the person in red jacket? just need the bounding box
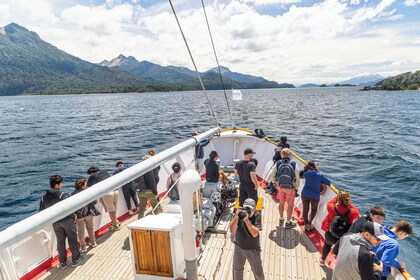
[320,190,360,266]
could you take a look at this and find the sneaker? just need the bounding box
[110,224,121,231]
[128,209,135,215]
[59,262,67,270]
[90,241,97,248]
[285,221,297,229]
[80,246,87,253]
[72,255,85,268]
[319,257,326,267]
[279,217,285,225]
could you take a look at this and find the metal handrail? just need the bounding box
[0,127,220,250]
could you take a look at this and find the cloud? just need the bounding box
[404,0,420,5]
[2,0,420,84]
[242,0,300,5]
[0,0,58,27]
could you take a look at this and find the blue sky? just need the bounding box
[1,0,419,84]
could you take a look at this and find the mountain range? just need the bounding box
[99,55,293,90]
[0,23,293,96]
[299,74,385,88]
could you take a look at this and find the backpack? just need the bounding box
[275,159,296,189]
[167,175,180,200]
[329,205,351,238]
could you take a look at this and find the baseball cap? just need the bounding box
[243,198,256,210]
[362,222,390,241]
[244,148,256,155]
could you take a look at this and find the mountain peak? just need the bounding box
[117,54,127,59]
[207,66,231,74]
[3,22,40,39]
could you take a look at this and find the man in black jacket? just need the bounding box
[39,175,83,269]
[348,206,385,233]
[133,164,162,219]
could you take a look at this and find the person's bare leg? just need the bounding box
[109,211,118,226]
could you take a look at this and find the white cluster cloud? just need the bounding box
[1,0,419,84]
[404,0,420,6]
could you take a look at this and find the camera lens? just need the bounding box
[238,210,247,219]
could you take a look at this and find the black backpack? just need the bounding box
[329,205,351,238]
[275,159,296,189]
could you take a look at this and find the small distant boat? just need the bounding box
[232,89,243,101]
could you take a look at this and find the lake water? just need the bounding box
[0,87,419,277]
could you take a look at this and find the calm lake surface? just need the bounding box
[0,87,419,277]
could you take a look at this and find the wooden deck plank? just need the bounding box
[39,190,331,280]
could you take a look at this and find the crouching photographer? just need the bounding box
[229,198,265,280]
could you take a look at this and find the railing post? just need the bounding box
[178,169,202,280]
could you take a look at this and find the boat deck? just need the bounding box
[39,190,331,280]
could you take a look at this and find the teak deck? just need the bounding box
[39,190,331,280]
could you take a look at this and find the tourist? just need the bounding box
[87,166,121,231]
[320,190,359,266]
[270,148,300,228]
[204,150,231,185]
[348,206,386,233]
[272,136,290,163]
[230,198,265,280]
[299,160,331,231]
[192,132,211,173]
[166,162,182,201]
[39,175,83,269]
[144,149,161,184]
[134,153,162,218]
[235,148,259,206]
[113,161,139,215]
[332,221,385,280]
[72,177,97,252]
[373,221,413,280]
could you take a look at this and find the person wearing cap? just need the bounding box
[332,221,386,280]
[229,198,264,280]
[234,148,259,206]
[372,221,413,280]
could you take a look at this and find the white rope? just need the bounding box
[168,0,220,127]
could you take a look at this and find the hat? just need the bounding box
[244,148,256,155]
[243,198,256,210]
[362,222,390,241]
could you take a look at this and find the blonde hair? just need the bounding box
[281,148,291,158]
[147,149,156,156]
[338,190,351,207]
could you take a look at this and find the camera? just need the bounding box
[238,207,251,220]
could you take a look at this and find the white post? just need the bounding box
[178,169,202,280]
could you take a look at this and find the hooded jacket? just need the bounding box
[332,233,381,280]
[372,227,401,277]
[71,188,98,218]
[301,170,331,200]
[39,188,75,222]
[132,170,157,195]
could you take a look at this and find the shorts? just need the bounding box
[277,188,295,205]
[100,190,119,212]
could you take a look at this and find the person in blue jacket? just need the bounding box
[299,160,331,231]
[373,221,413,280]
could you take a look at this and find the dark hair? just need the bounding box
[280,136,287,142]
[49,175,63,188]
[394,221,413,235]
[87,166,100,175]
[74,177,86,190]
[299,160,318,177]
[209,150,218,160]
[172,162,181,173]
[370,206,385,218]
[115,161,124,167]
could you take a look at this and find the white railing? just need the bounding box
[0,127,220,279]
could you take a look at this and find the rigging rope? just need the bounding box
[168,0,220,127]
[200,0,235,128]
